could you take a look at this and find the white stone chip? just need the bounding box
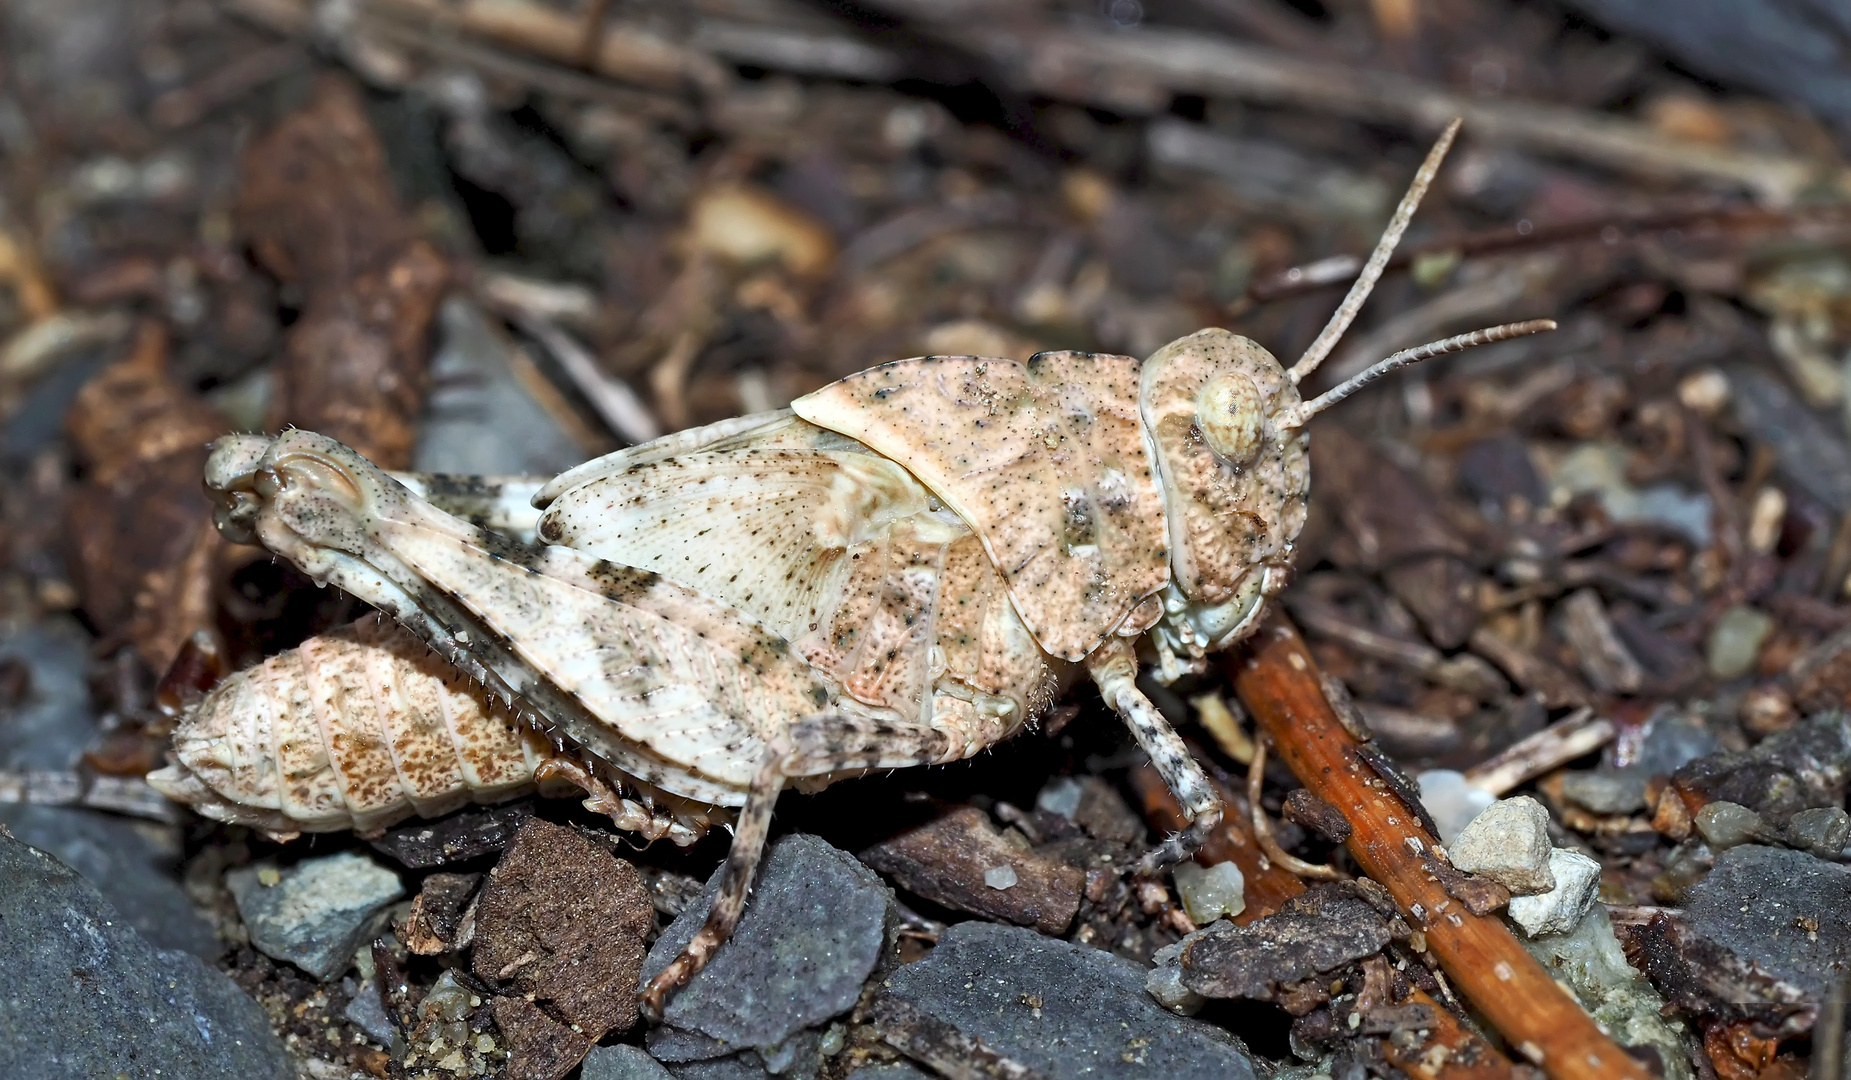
[1447,795,1556,895]
[1416,769,1496,842]
[1172,860,1246,925]
[1506,849,1603,938]
[982,864,1019,890]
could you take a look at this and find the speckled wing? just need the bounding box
[793,352,1170,661]
[535,447,937,644]
[371,516,835,805]
[531,409,865,507]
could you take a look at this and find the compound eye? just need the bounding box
[1196,373,1266,466]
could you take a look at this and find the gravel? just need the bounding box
[581,1043,676,1080]
[1447,795,1556,894]
[226,850,405,980]
[0,831,292,1080]
[1506,849,1603,938]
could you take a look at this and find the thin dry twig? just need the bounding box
[0,770,180,823]
[1463,707,1613,796]
[509,315,662,445]
[1230,614,1653,1080]
[972,23,1830,204]
[1248,736,1345,881]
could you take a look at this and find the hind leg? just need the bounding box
[639,714,953,1020]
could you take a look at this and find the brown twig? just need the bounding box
[1230,613,1653,1080]
[1132,765,1514,1080]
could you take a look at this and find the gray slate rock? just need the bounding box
[0,804,217,956]
[1684,845,1851,1001]
[668,1055,777,1079]
[1623,711,1721,779]
[1560,770,1648,815]
[641,834,890,1054]
[413,297,587,477]
[227,851,404,980]
[0,831,292,1080]
[0,621,216,957]
[582,1043,676,1080]
[0,619,98,770]
[887,920,1258,1080]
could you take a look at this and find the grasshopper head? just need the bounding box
[204,431,422,572]
[1138,329,1307,672]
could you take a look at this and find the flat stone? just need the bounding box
[0,832,292,1080]
[581,1044,675,1080]
[472,818,653,1043]
[886,920,1256,1080]
[1684,845,1851,1002]
[667,1055,777,1079]
[860,806,1082,935]
[1448,795,1555,895]
[642,833,890,1053]
[1625,711,1721,779]
[1506,849,1602,938]
[0,804,216,956]
[1560,770,1648,815]
[844,1065,934,1080]
[414,296,586,477]
[341,979,401,1051]
[1175,884,1392,1001]
[226,850,405,980]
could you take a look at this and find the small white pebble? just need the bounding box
[983,864,1019,890]
[1172,861,1245,924]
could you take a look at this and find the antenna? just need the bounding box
[1277,318,1557,429]
[1287,118,1462,385]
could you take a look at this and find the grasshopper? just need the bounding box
[152,120,1551,1015]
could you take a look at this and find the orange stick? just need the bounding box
[1229,614,1652,1080]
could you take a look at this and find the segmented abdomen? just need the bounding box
[149,617,547,838]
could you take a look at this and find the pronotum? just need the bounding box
[151,119,1554,1015]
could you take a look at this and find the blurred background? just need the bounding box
[1,1,1849,1079]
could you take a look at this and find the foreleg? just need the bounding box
[1086,638,1223,874]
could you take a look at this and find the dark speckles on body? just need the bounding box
[586,560,664,604]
